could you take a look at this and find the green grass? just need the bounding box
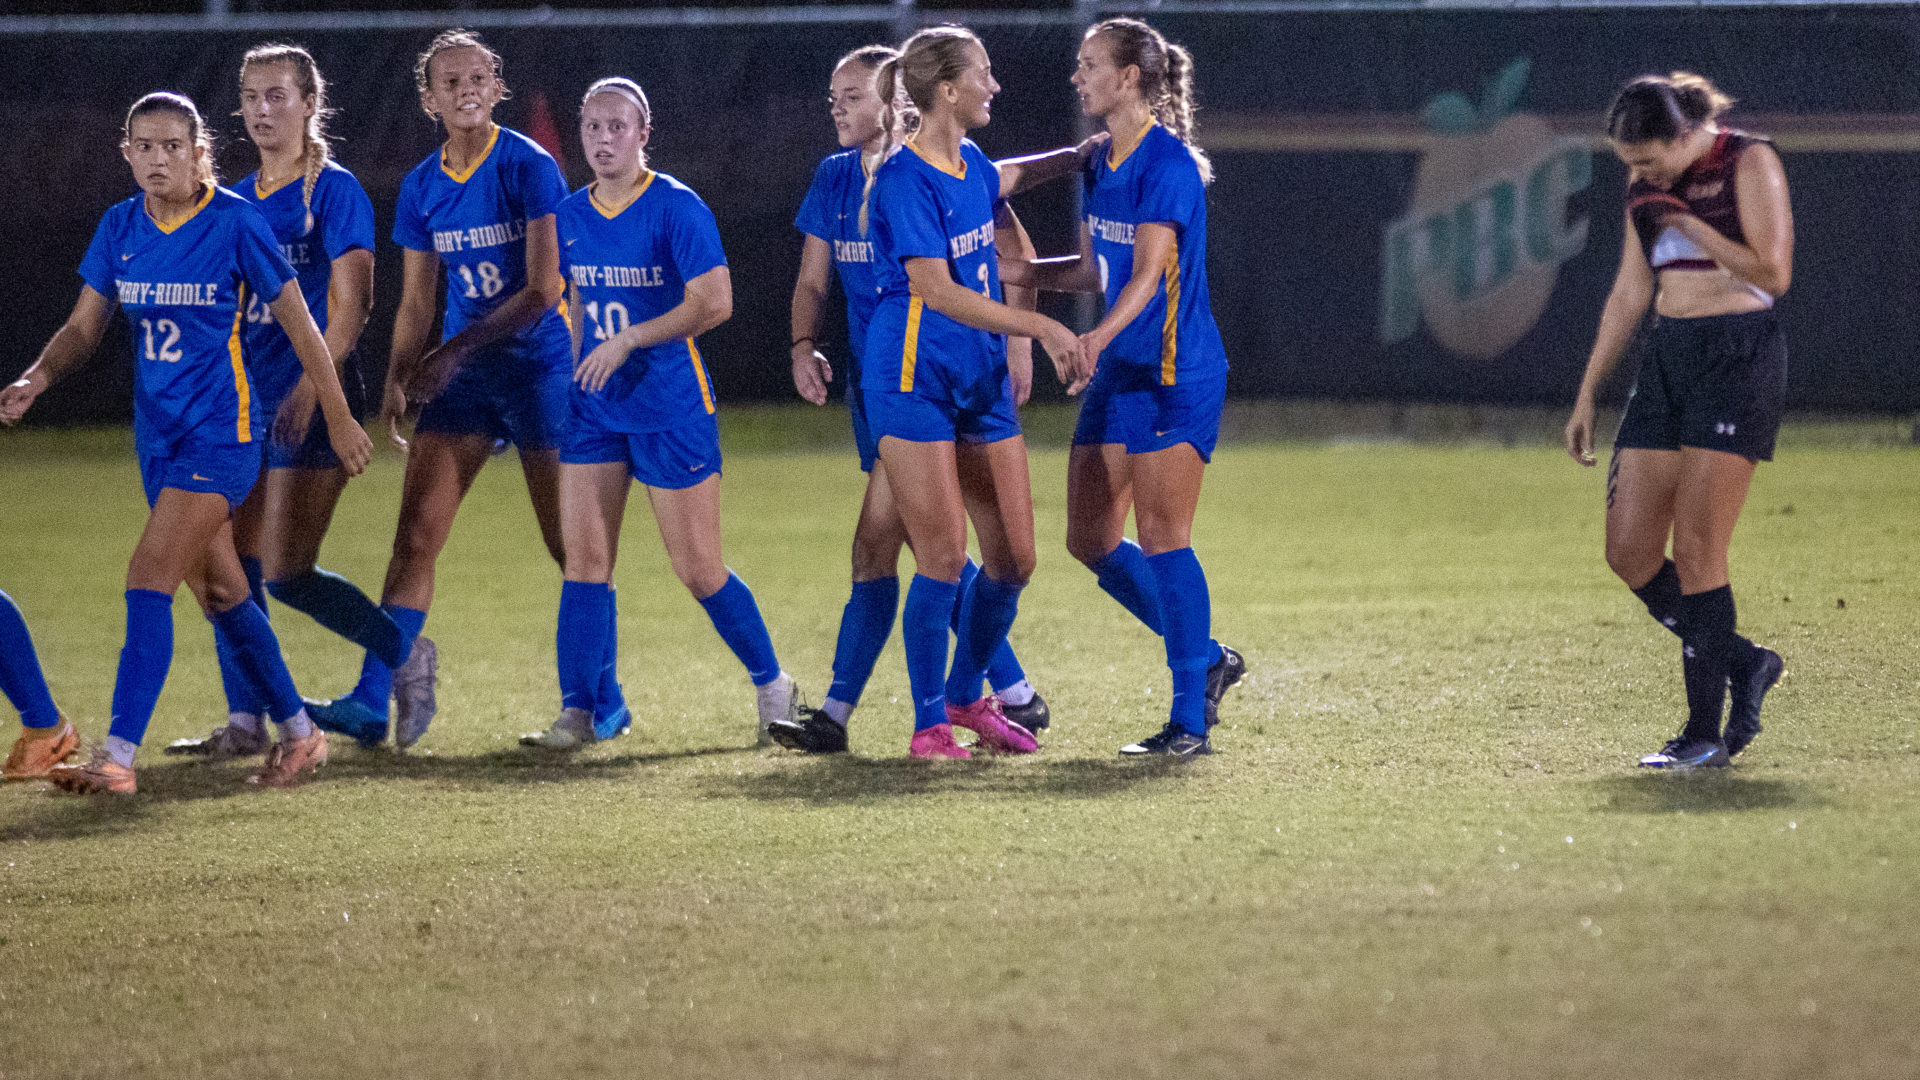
[2,413,1917,1079]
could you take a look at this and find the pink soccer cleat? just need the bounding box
[946,696,1039,754]
[908,723,972,759]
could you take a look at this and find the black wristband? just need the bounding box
[790,336,815,350]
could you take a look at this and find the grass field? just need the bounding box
[2,411,1917,1079]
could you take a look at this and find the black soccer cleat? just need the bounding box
[766,708,849,754]
[1203,644,1246,728]
[1725,647,1784,757]
[1120,721,1212,757]
[1000,691,1049,732]
[1638,735,1730,770]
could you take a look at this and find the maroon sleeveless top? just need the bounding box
[1628,130,1771,270]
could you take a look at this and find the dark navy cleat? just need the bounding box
[1726,647,1783,757]
[1000,691,1049,732]
[1638,736,1730,770]
[1204,644,1246,728]
[304,696,388,749]
[1120,722,1212,757]
[767,708,849,754]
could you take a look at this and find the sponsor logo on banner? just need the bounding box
[1380,59,1593,359]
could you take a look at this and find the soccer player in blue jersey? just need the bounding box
[518,77,802,750]
[1008,19,1244,756]
[306,30,572,749]
[856,26,1091,759]
[0,92,371,793]
[0,590,76,781]
[168,43,405,760]
[774,46,1094,754]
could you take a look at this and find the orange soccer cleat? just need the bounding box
[48,746,137,795]
[247,730,329,789]
[3,716,81,781]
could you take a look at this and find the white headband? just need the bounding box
[583,78,650,124]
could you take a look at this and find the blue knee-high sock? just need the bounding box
[268,568,405,668]
[347,605,426,717]
[1147,548,1213,736]
[1089,539,1163,635]
[597,585,625,722]
[827,576,899,707]
[903,574,958,731]
[557,580,611,712]
[213,622,268,716]
[107,589,176,746]
[944,571,1024,707]
[211,600,303,722]
[697,573,781,687]
[212,557,271,716]
[0,590,60,727]
[948,561,1028,697]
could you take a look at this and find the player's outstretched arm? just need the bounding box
[789,234,834,405]
[0,286,113,425]
[577,266,732,395]
[995,131,1109,198]
[267,280,371,476]
[903,257,1089,394]
[1566,211,1655,466]
[1008,222,1101,296]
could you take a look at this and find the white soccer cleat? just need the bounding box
[520,707,595,751]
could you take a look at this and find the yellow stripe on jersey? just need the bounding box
[1160,248,1180,386]
[1108,121,1157,171]
[228,304,251,443]
[688,338,716,414]
[440,124,500,184]
[900,296,924,392]
[591,171,656,219]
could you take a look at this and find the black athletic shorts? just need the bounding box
[1614,308,1787,462]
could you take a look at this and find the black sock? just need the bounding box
[1677,586,1737,742]
[1635,560,1759,671]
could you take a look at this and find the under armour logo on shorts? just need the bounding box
[1714,422,1737,436]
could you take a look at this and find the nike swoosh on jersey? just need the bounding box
[191,473,212,481]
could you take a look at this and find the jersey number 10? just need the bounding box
[582,301,631,343]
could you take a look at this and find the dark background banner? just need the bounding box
[3,8,1916,426]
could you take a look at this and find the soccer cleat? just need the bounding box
[248,730,329,788]
[999,691,1050,732]
[908,723,971,759]
[48,746,137,795]
[1204,644,1246,728]
[392,635,439,750]
[592,704,632,743]
[946,696,1039,754]
[1120,721,1212,757]
[1638,736,1730,770]
[521,707,596,751]
[304,696,388,749]
[163,720,270,760]
[4,717,81,781]
[755,671,801,748]
[766,708,849,754]
[1725,647,1784,757]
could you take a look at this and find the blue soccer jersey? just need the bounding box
[393,124,570,367]
[794,149,883,371]
[235,159,375,413]
[1083,123,1227,384]
[557,171,728,434]
[78,186,297,455]
[862,139,1005,395]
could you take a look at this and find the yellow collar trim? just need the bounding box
[1108,121,1157,171]
[440,124,500,183]
[906,139,966,180]
[591,171,656,219]
[253,170,301,200]
[149,184,215,235]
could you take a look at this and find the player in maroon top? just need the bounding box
[1565,72,1791,770]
